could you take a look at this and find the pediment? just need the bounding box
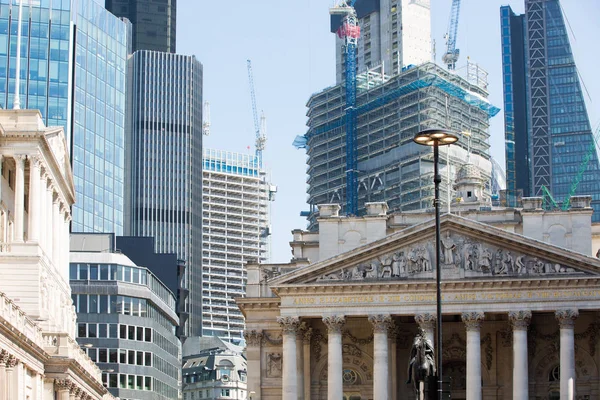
[270,215,600,287]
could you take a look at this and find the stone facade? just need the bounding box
[0,110,112,400]
[239,197,600,400]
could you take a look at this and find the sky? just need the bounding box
[176,0,600,263]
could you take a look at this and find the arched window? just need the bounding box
[342,369,358,385]
[549,365,560,382]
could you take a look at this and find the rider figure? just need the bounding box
[407,327,436,385]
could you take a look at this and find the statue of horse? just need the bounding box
[407,327,436,398]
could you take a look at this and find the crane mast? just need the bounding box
[247,59,266,167]
[330,0,360,215]
[443,0,461,70]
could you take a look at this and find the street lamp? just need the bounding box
[413,128,458,400]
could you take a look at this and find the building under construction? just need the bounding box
[296,62,500,228]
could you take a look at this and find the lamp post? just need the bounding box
[413,128,458,400]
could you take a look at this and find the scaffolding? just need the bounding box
[298,62,499,229]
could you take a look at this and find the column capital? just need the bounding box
[13,154,26,163]
[462,312,485,331]
[303,326,313,344]
[277,316,300,335]
[322,315,346,334]
[415,313,436,330]
[555,309,578,329]
[6,354,17,368]
[508,310,532,330]
[29,154,42,168]
[243,329,264,346]
[0,349,9,366]
[54,378,73,391]
[368,314,393,333]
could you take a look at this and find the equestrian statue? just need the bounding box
[407,327,436,398]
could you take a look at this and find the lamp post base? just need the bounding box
[423,376,452,400]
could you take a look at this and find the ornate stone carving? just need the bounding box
[509,310,532,330]
[481,333,493,370]
[243,329,263,347]
[499,328,513,347]
[303,327,313,344]
[6,354,17,368]
[323,315,345,334]
[262,331,283,346]
[311,329,327,360]
[461,312,485,331]
[415,313,436,331]
[277,316,300,336]
[342,330,373,345]
[54,378,72,391]
[266,353,282,378]
[342,343,362,357]
[0,349,9,366]
[555,309,579,329]
[310,232,582,283]
[575,322,599,356]
[368,314,392,333]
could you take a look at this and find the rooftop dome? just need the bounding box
[456,163,483,182]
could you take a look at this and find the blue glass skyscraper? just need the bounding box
[0,0,130,234]
[127,50,203,339]
[501,0,600,217]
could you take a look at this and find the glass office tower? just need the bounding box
[128,50,203,338]
[501,0,600,218]
[105,0,176,53]
[0,0,130,234]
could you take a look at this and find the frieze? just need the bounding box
[312,232,584,283]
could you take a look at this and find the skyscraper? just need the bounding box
[501,0,600,217]
[202,149,275,342]
[300,62,499,227]
[127,50,203,338]
[0,0,130,235]
[105,0,176,53]
[331,0,432,83]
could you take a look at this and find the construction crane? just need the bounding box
[247,59,267,167]
[202,101,210,136]
[442,0,461,70]
[542,126,600,210]
[330,0,360,215]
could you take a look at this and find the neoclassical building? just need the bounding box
[239,166,600,400]
[0,110,112,399]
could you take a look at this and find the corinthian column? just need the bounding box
[555,309,578,400]
[0,350,8,400]
[509,310,531,400]
[303,327,313,400]
[278,316,300,400]
[243,329,263,400]
[322,315,345,400]
[369,314,392,400]
[5,355,17,400]
[13,155,26,242]
[28,156,41,242]
[52,197,60,267]
[54,379,71,400]
[462,312,485,400]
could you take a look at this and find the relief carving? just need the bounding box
[312,232,583,283]
[266,353,282,378]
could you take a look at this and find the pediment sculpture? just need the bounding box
[313,231,586,283]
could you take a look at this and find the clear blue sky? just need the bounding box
[177,0,600,263]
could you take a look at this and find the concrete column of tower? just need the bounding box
[322,315,345,400]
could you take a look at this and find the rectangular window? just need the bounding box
[123,266,131,282]
[128,374,135,389]
[70,264,77,279]
[78,323,87,338]
[123,296,131,315]
[136,351,143,365]
[100,264,109,280]
[98,323,107,338]
[109,373,117,388]
[89,264,98,280]
[119,349,127,364]
[109,349,118,363]
[128,350,135,365]
[144,376,151,391]
[78,264,88,280]
[132,267,139,284]
[79,295,88,313]
[110,324,117,339]
[119,324,127,339]
[137,326,143,341]
[136,375,143,390]
[99,348,108,363]
[119,374,126,389]
[88,323,97,338]
[145,352,151,366]
[89,294,98,313]
[145,328,152,342]
[99,295,108,313]
[128,325,135,340]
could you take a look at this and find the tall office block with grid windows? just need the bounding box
[501,0,600,217]
[0,0,130,235]
[105,0,176,53]
[127,50,203,339]
[202,149,275,342]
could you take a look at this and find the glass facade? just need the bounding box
[105,0,176,53]
[0,0,129,235]
[128,50,203,338]
[501,0,600,218]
